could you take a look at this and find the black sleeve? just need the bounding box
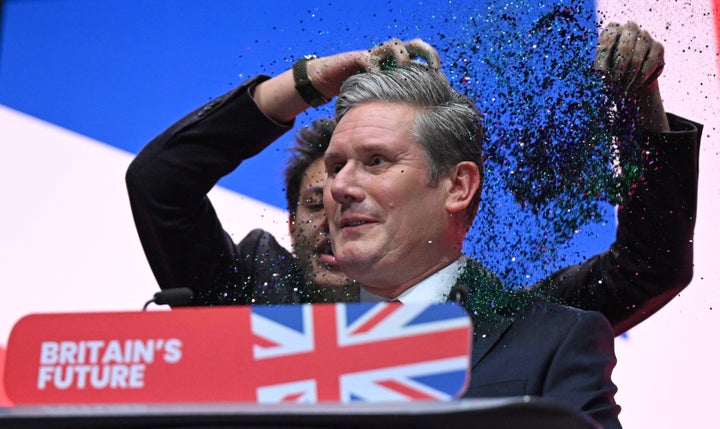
[125,75,294,299]
[536,113,702,335]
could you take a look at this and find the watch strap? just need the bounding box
[293,55,329,107]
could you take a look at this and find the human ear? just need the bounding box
[444,161,481,214]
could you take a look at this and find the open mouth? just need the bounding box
[316,240,338,267]
[317,239,334,257]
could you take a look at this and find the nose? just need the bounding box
[329,161,365,206]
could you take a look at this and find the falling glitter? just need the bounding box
[235,0,649,303]
[431,1,645,288]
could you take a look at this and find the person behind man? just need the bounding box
[126,23,701,334]
[126,38,440,306]
[323,60,621,429]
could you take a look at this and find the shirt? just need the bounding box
[359,256,468,304]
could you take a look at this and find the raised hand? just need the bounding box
[307,38,441,101]
[594,21,668,131]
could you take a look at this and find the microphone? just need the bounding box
[448,284,469,305]
[143,288,194,310]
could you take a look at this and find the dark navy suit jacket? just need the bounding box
[456,260,619,429]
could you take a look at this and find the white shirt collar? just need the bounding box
[359,256,468,304]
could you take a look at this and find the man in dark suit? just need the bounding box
[322,57,621,428]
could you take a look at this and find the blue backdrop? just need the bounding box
[0,0,616,287]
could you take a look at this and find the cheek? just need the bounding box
[292,214,312,237]
[296,219,319,237]
[291,226,306,247]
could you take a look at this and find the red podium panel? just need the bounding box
[0,345,10,406]
[3,303,472,405]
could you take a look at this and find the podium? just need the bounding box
[1,303,601,428]
[0,398,600,428]
[3,304,473,404]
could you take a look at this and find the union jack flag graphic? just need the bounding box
[250,302,472,403]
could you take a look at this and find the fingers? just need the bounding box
[304,38,441,102]
[593,22,621,73]
[365,38,408,71]
[362,38,441,72]
[614,22,642,84]
[405,38,442,70]
[639,38,664,86]
[594,21,664,90]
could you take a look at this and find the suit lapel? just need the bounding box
[449,258,516,368]
[469,314,513,367]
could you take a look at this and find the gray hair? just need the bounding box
[334,64,484,223]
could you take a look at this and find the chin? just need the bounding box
[336,257,372,282]
[313,273,352,289]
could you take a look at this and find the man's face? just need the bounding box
[323,101,455,298]
[290,158,352,289]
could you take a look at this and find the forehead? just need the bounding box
[326,102,418,157]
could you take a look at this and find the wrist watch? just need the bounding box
[293,55,329,107]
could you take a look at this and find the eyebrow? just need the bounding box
[323,150,342,165]
[325,140,393,163]
[299,186,323,197]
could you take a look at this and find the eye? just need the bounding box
[298,192,324,212]
[369,155,386,166]
[328,162,345,177]
[305,200,324,212]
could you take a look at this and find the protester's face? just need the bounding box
[323,101,454,297]
[290,158,353,289]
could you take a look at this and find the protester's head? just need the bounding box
[283,118,352,291]
[285,117,335,217]
[323,64,484,298]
